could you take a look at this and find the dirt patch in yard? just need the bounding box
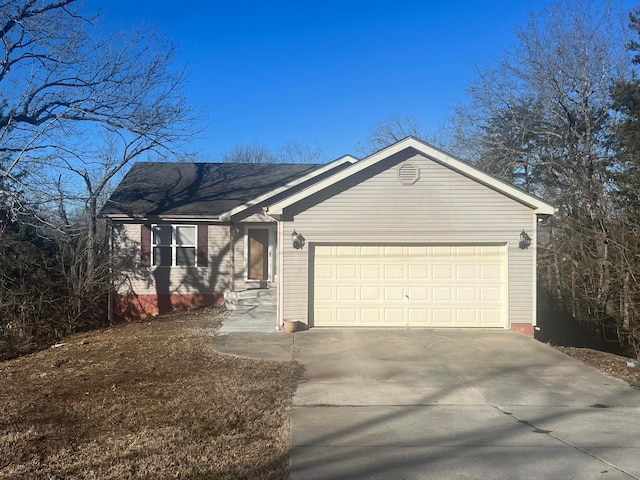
[0,307,301,479]
[555,346,640,388]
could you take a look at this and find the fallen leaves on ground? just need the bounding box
[0,307,301,479]
[555,346,640,387]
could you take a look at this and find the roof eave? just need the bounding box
[103,213,222,222]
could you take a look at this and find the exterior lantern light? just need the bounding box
[291,230,306,250]
[519,230,532,250]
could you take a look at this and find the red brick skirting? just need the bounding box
[510,323,534,336]
[113,293,224,322]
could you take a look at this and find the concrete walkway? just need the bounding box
[218,288,277,334]
[212,329,640,479]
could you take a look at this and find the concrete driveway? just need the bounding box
[213,329,640,479]
[291,329,640,480]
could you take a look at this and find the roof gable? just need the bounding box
[267,137,555,216]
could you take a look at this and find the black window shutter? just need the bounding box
[141,224,151,267]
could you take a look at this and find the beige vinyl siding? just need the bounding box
[281,153,536,327]
[114,223,231,295]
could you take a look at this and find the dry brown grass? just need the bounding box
[0,307,301,479]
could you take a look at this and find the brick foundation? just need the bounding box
[510,323,535,336]
[113,293,224,322]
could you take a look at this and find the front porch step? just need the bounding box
[219,288,277,334]
[236,288,276,307]
[237,288,275,299]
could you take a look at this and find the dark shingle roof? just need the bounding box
[101,162,323,218]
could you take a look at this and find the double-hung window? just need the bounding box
[152,225,197,266]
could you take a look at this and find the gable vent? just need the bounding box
[396,162,420,185]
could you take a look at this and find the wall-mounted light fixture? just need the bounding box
[291,230,306,250]
[519,230,532,250]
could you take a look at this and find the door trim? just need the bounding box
[244,225,275,283]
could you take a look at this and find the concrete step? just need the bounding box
[238,288,275,299]
[237,288,276,306]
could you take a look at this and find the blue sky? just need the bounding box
[94,1,637,161]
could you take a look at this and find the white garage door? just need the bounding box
[313,245,507,328]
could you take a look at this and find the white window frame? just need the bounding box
[152,224,197,267]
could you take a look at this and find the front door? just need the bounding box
[248,228,270,281]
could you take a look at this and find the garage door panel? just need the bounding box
[313,244,506,328]
[481,309,503,325]
[481,287,502,302]
[336,308,357,323]
[384,264,404,278]
[360,245,380,255]
[456,287,477,302]
[384,286,404,301]
[433,246,453,258]
[336,246,357,256]
[361,286,381,301]
[336,286,357,301]
[315,264,334,279]
[361,264,381,279]
[337,264,357,278]
[408,308,429,324]
[385,246,404,256]
[407,246,429,256]
[432,265,453,279]
[456,246,477,257]
[456,265,478,280]
[315,286,334,302]
[408,264,428,279]
[456,309,477,325]
[433,309,453,325]
[383,308,404,323]
[361,308,381,323]
[481,264,502,280]
[407,286,428,301]
[433,286,453,301]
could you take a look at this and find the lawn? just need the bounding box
[0,307,301,479]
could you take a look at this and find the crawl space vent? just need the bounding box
[396,162,420,185]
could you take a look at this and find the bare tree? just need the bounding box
[0,0,195,217]
[0,0,197,344]
[219,141,326,164]
[358,114,430,155]
[449,0,640,353]
[218,143,278,163]
[278,140,325,163]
